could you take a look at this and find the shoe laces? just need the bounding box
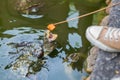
[104,27,120,41]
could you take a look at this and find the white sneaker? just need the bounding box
[86,26,120,52]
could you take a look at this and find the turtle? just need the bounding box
[5,30,58,79]
[15,0,45,14]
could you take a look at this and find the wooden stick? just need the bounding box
[53,2,120,26]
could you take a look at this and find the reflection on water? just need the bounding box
[0,0,105,80]
[67,2,79,29]
[68,33,82,49]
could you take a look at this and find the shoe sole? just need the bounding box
[86,27,120,52]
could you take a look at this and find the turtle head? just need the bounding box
[43,30,58,55]
[44,30,58,42]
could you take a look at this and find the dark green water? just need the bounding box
[0,0,105,80]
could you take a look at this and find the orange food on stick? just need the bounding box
[47,24,56,31]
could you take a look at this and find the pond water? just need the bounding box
[0,0,105,80]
